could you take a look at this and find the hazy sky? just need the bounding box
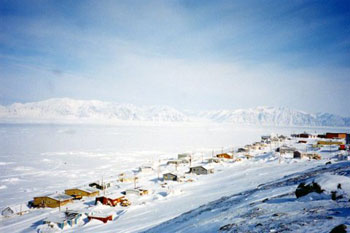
[1,0,350,115]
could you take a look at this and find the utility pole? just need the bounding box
[157,165,160,181]
[134,176,138,189]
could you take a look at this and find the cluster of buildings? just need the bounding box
[2,131,349,231]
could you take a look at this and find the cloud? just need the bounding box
[0,0,349,115]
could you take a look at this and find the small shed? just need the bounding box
[189,166,214,175]
[1,204,30,217]
[65,187,99,198]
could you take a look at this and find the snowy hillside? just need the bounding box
[198,106,350,127]
[146,162,350,233]
[0,99,349,126]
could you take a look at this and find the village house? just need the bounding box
[88,211,114,224]
[139,166,154,173]
[1,204,30,217]
[293,151,321,160]
[118,172,137,183]
[33,193,73,208]
[216,153,233,159]
[237,148,248,153]
[207,157,221,163]
[317,140,344,146]
[189,166,214,175]
[261,135,271,143]
[95,195,130,207]
[325,133,350,144]
[293,151,302,159]
[167,159,187,166]
[43,210,84,230]
[89,181,111,190]
[326,132,347,139]
[125,188,149,196]
[65,187,99,198]
[178,153,191,160]
[163,172,179,181]
[296,133,311,138]
[277,146,296,154]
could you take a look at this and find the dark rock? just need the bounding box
[295,182,324,198]
[330,224,347,233]
[219,223,236,231]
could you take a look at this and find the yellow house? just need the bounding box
[33,193,73,208]
[317,140,344,145]
[65,187,99,198]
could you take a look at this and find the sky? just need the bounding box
[0,0,350,116]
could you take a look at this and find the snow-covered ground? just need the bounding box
[0,124,349,232]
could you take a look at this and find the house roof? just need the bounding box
[66,187,99,194]
[36,193,73,201]
[163,172,178,176]
[190,165,214,170]
[45,211,80,223]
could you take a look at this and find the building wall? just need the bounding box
[33,197,71,208]
[191,167,208,175]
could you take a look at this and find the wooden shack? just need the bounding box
[33,193,73,208]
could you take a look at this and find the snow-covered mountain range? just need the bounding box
[0,98,349,126]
